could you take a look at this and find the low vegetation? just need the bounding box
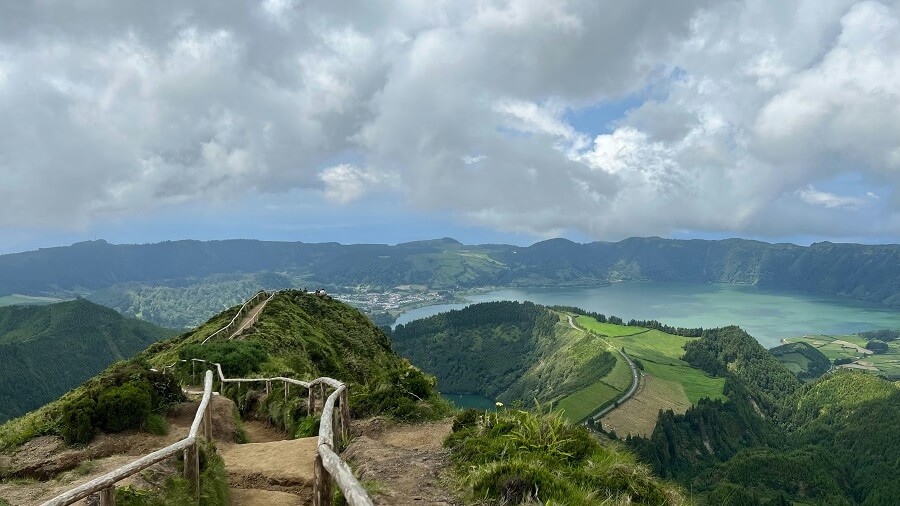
[445,406,685,505]
[0,360,183,449]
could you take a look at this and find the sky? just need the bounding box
[1,0,900,254]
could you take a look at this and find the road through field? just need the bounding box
[565,315,640,421]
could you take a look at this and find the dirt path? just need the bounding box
[343,418,459,506]
[230,297,272,338]
[242,420,288,443]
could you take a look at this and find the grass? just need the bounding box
[575,316,647,337]
[641,361,727,404]
[601,353,635,391]
[611,330,692,366]
[600,376,691,438]
[556,381,621,422]
[785,335,900,377]
[445,407,686,504]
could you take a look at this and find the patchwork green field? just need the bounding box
[555,316,725,427]
[600,375,691,438]
[556,380,621,421]
[575,316,647,336]
[784,334,900,377]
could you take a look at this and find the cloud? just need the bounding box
[320,164,396,204]
[796,185,872,209]
[1,0,899,242]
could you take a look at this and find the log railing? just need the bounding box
[41,371,216,506]
[200,290,276,345]
[193,359,372,506]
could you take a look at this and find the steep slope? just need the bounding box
[630,326,900,504]
[391,301,624,408]
[0,299,175,422]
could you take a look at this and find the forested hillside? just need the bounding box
[0,299,175,422]
[391,301,621,408]
[629,326,900,504]
[1,237,899,330]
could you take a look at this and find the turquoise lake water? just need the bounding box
[394,282,900,348]
[440,393,497,410]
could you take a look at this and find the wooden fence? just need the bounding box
[44,289,371,505]
[41,371,216,506]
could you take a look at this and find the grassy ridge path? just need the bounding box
[229,296,273,338]
[564,315,640,421]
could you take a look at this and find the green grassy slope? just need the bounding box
[392,303,621,414]
[0,299,176,422]
[575,316,726,405]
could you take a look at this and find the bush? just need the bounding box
[179,340,268,377]
[97,381,153,433]
[452,408,481,432]
[143,414,169,436]
[60,397,96,445]
[834,357,853,365]
[865,340,889,354]
[351,365,452,422]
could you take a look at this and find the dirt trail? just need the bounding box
[219,418,312,505]
[343,418,459,506]
[230,298,271,338]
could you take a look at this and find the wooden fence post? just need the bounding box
[184,442,200,503]
[285,382,289,402]
[313,453,333,506]
[203,408,212,441]
[308,387,315,416]
[340,389,350,443]
[99,486,115,506]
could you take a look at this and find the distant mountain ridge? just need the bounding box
[1,237,899,326]
[0,299,175,421]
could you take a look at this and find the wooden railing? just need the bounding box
[194,359,373,506]
[200,290,276,344]
[41,371,216,506]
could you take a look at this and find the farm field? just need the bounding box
[600,375,691,438]
[641,361,727,404]
[557,380,621,422]
[784,334,900,377]
[575,316,647,336]
[576,317,726,402]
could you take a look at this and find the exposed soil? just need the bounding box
[343,417,459,506]
[0,395,238,506]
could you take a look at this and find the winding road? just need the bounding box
[565,314,640,422]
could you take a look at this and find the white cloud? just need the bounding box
[1,0,899,241]
[797,186,870,209]
[320,164,395,204]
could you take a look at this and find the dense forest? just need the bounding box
[2,237,900,330]
[391,301,620,407]
[392,301,557,398]
[0,299,175,422]
[629,326,900,504]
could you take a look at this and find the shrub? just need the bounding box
[97,381,152,433]
[60,396,97,445]
[351,365,451,422]
[179,340,268,377]
[143,414,169,436]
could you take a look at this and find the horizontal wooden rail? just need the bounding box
[191,359,371,505]
[201,290,275,345]
[42,371,215,506]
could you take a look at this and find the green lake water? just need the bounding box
[394,282,900,348]
[440,393,497,410]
